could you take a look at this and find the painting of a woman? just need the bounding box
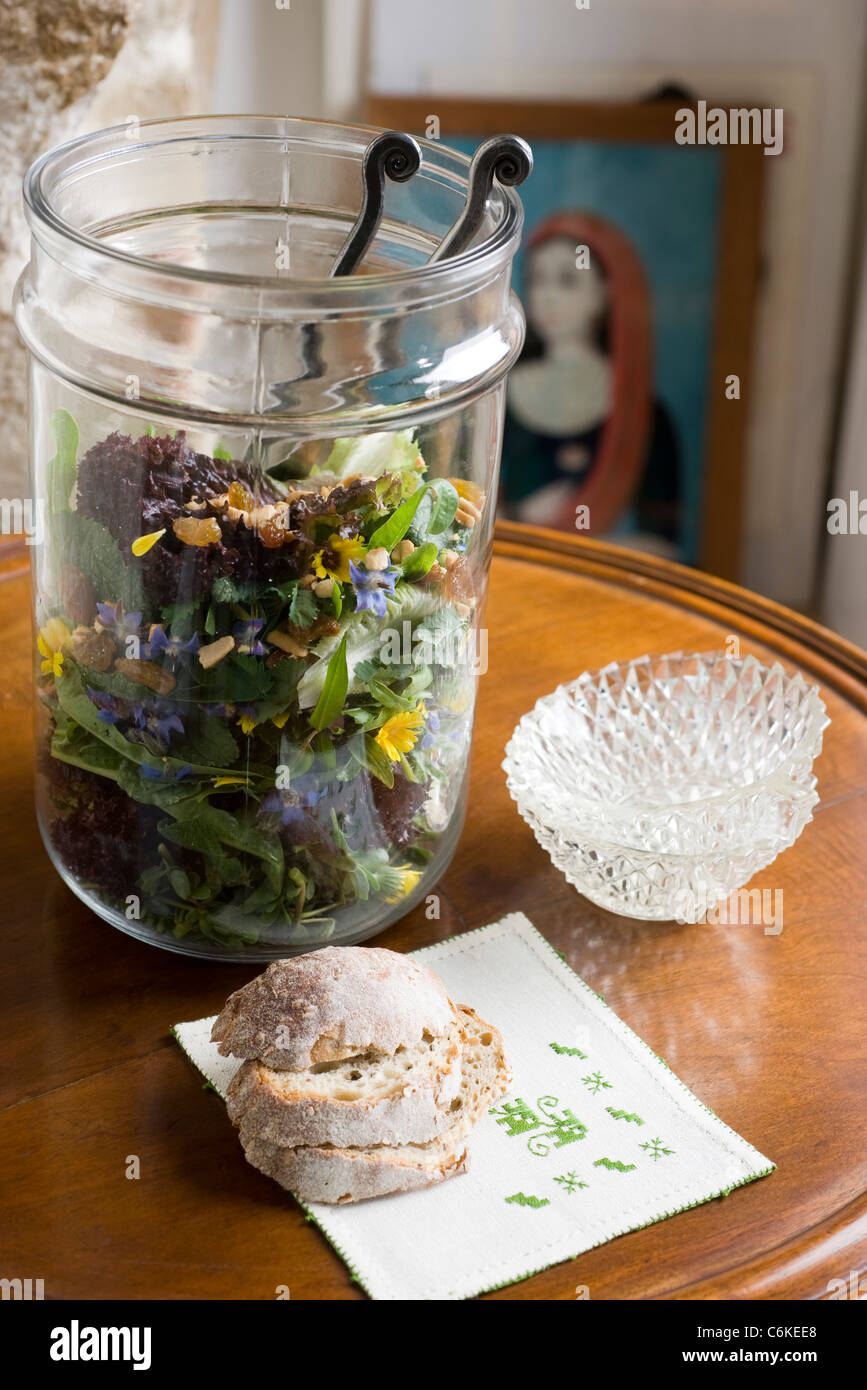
[499,211,682,552]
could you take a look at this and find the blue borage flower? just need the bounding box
[96,601,142,642]
[261,776,325,830]
[348,559,398,619]
[130,701,185,745]
[144,625,199,661]
[86,686,121,725]
[420,707,440,750]
[85,686,184,748]
[140,762,192,781]
[233,617,266,658]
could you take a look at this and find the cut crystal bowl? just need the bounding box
[503,651,829,920]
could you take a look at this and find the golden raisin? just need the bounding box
[227,480,255,511]
[172,516,222,546]
[448,477,485,509]
[257,512,287,548]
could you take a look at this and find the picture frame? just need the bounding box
[365,95,765,579]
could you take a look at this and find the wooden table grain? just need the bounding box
[1,524,865,1302]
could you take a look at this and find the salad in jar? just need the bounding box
[35,412,484,953]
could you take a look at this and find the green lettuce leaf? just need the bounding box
[320,430,420,481]
[296,585,441,709]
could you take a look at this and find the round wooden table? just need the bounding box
[2,524,865,1301]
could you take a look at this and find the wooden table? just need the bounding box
[2,525,865,1301]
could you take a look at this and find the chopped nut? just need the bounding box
[299,573,317,589]
[242,504,277,529]
[114,657,176,694]
[197,636,236,670]
[268,630,309,658]
[313,577,335,598]
[172,516,222,546]
[68,625,114,672]
[440,548,459,570]
[455,498,481,528]
[364,547,390,572]
[391,539,415,562]
[421,563,446,586]
[225,506,244,523]
[184,497,207,512]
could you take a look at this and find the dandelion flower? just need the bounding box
[374,702,425,762]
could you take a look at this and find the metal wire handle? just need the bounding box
[330,130,422,277]
[428,134,533,264]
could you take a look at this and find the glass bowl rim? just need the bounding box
[503,649,829,841]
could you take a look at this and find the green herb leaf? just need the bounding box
[310,632,348,731]
[367,679,416,712]
[57,511,147,617]
[48,409,79,516]
[401,541,438,579]
[287,583,318,628]
[213,443,233,461]
[367,485,428,552]
[361,732,395,788]
[425,479,459,534]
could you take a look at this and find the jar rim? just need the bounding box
[23,112,524,298]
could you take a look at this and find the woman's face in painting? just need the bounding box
[526,237,608,349]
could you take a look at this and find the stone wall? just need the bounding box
[0,0,207,496]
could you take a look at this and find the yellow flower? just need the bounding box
[385,866,423,903]
[312,534,367,584]
[37,619,70,678]
[271,710,291,729]
[237,713,258,736]
[374,702,425,763]
[213,776,247,788]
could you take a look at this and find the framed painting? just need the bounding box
[365,96,764,578]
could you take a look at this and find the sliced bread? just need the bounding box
[211,946,459,1070]
[226,1019,465,1149]
[237,1005,512,1203]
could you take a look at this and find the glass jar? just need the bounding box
[15,116,525,959]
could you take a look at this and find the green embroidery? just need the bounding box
[490,1096,587,1156]
[549,1041,588,1058]
[593,1157,636,1172]
[641,1137,675,1160]
[553,1171,588,1194]
[582,1070,612,1094]
[606,1107,644,1125]
[505,1192,550,1209]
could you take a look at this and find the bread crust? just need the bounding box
[211,946,458,1070]
[240,1131,470,1204]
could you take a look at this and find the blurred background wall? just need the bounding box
[3,0,867,646]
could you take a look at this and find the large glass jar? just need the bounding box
[15,116,525,959]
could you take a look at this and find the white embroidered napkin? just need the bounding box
[173,912,774,1300]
